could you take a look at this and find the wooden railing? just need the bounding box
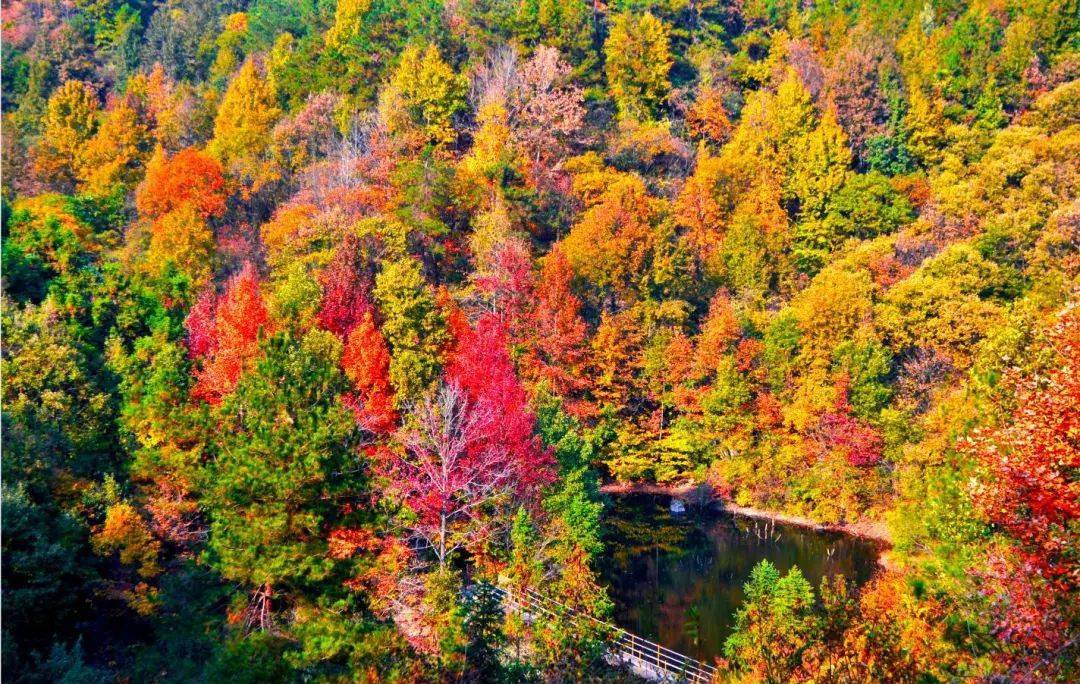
[492,584,718,683]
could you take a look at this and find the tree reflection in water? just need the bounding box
[598,494,881,662]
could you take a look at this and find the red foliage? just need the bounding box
[341,311,398,434]
[188,263,272,403]
[694,290,741,378]
[215,220,260,265]
[964,308,1079,597]
[755,392,784,429]
[144,480,206,546]
[136,147,228,220]
[898,348,953,413]
[344,532,412,611]
[521,248,589,404]
[385,315,554,566]
[822,36,888,154]
[816,411,883,467]
[184,286,219,359]
[978,549,1072,675]
[317,239,374,338]
[664,332,695,383]
[327,527,380,560]
[812,376,884,467]
[391,382,522,565]
[790,39,825,98]
[473,237,532,336]
[735,338,763,374]
[271,91,341,173]
[438,286,471,353]
[288,119,398,219]
[866,252,916,289]
[893,176,934,210]
[446,314,556,498]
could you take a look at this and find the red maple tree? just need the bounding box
[187,262,272,403]
[962,308,1078,652]
[812,375,884,467]
[341,311,398,434]
[184,285,219,360]
[446,313,556,498]
[136,147,228,220]
[521,248,588,405]
[965,308,1079,583]
[386,314,555,567]
[391,381,521,567]
[317,239,373,338]
[473,236,532,337]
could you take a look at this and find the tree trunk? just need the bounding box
[439,510,447,567]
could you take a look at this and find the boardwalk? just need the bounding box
[492,585,718,683]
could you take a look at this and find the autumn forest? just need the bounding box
[1,0,1077,681]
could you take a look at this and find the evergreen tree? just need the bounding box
[201,330,372,627]
[724,561,819,683]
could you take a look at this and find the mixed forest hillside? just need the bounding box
[1,0,1077,681]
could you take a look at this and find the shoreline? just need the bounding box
[599,482,893,546]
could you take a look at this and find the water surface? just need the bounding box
[598,494,882,663]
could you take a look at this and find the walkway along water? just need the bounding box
[491,584,718,683]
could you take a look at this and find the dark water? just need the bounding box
[598,494,882,663]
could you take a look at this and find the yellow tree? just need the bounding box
[591,308,655,481]
[789,267,874,372]
[788,108,857,274]
[783,267,876,430]
[733,170,790,259]
[373,255,447,405]
[378,43,466,149]
[208,58,282,190]
[726,68,817,178]
[128,63,186,151]
[144,203,215,289]
[591,309,645,415]
[459,100,516,194]
[324,0,367,49]
[790,108,852,220]
[458,97,530,277]
[467,197,517,280]
[604,12,672,121]
[559,174,664,305]
[903,83,948,168]
[259,203,327,274]
[34,80,100,191]
[875,244,1005,368]
[772,69,817,138]
[77,97,153,196]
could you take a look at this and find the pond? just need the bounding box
[598,494,883,664]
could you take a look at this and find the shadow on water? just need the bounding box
[598,494,882,663]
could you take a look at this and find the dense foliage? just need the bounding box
[2,0,1077,680]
